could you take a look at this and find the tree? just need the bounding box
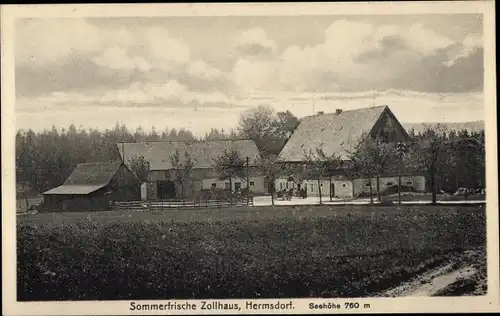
[303,147,343,205]
[272,111,300,139]
[406,125,448,204]
[238,106,300,156]
[348,134,380,203]
[238,105,276,140]
[128,155,150,183]
[256,154,283,206]
[213,149,247,203]
[350,133,397,201]
[170,149,195,203]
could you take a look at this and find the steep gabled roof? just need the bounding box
[278,106,389,162]
[117,139,261,170]
[63,161,123,185]
[43,161,123,195]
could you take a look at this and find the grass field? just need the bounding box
[17,205,486,301]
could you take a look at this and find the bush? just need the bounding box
[383,185,415,195]
[17,206,486,301]
[379,199,394,206]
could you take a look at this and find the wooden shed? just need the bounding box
[42,161,141,212]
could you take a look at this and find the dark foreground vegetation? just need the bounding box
[17,205,486,301]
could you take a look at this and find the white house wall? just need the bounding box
[276,175,426,199]
[352,175,426,196]
[201,177,266,194]
[275,178,354,198]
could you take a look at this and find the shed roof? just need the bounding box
[42,184,108,195]
[117,139,261,170]
[42,161,122,195]
[278,106,389,162]
[63,161,123,185]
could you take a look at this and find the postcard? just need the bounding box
[2,1,498,315]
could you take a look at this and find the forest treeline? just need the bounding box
[16,107,299,194]
[16,105,484,196]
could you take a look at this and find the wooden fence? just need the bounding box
[113,197,254,211]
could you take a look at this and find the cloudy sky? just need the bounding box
[15,14,484,135]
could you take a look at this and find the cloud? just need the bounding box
[187,60,225,80]
[16,19,103,67]
[444,33,482,67]
[235,28,277,56]
[17,88,484,136]
[17,79,250,113]
[233,19,484,93]
[16,16,483,108]
[92,47,152,71]
[16,18,232,97]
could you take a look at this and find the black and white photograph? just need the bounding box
[2,2,498,315]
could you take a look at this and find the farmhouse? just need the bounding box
[118,140,265,200]
[277,105,426,198]
[42,161,141,212]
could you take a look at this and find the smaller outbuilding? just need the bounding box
[42,161,141,212]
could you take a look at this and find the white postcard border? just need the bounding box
[2,2,498,315]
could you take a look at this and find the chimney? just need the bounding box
[335,109,342,115]
[317,111,324,115]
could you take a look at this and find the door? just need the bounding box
[234,182,242,191]
[330,183,335,199]
[157,180,176,199]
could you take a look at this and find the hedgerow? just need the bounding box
[17,206,486,301]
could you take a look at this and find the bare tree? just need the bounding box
[213,149,247,203]
[303,147,343,205]
[128,155,150,183]
[256,154,283,206]
[237,105,276,140]
[347,134,380,204]
[170,150,195,203]
[406,124,448,204]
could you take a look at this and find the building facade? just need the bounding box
[118,140,266,200]
[276,106,426,197]
[42,161,141,212]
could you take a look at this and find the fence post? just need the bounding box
[246,156,250,206]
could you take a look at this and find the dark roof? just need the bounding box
[117,140,261,170]
[42,161,123,195]
[63,161,123,185]
[278,106,389,162]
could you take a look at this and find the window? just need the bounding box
[286,182,288,189]
[225,182,230,190]
[250,181,255,186]
[342,184,346,187]
[310,184,314,192]
[406,181,412,185]
[365,182,371,187]
[321,183,323,187]
[211,183,217,188]
[280,182,284,190]
[387,182,394,186]
[235,182,242,190]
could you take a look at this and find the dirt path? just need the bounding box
[379,250,485,297]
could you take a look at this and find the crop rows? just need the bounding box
[17,206,486,301]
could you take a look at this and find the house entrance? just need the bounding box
[330,183,335,199]
[234,182,242,191]
[157,180,176,199]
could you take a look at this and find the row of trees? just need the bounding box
[207,124,485,206]
[295,125,485,205]
[15,106,299,194]
[16,104,484,206]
